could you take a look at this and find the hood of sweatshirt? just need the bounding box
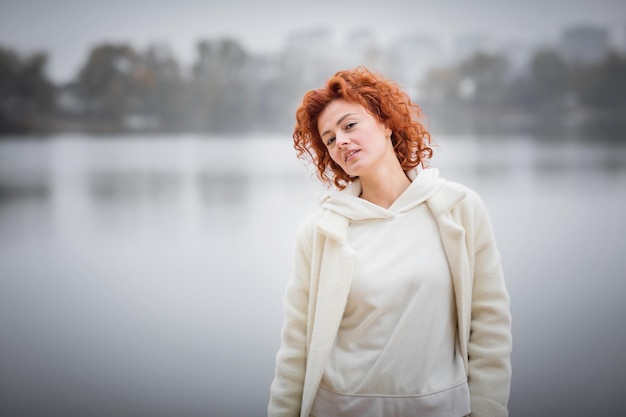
[318,167,445,222]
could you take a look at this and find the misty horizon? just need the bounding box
[1,0,625,82]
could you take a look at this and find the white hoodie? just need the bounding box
[310,168,471,417]
[268,166,512,417]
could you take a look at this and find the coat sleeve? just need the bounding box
[466,193,513,417]
[268,222,314,417]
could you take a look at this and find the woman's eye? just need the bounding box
[345,122,355,130]
[326,137,336,146]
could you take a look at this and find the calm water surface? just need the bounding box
[1,134,625,416]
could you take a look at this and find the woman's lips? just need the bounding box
[345,150,359,162]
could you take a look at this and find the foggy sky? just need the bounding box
[0,0,625,82]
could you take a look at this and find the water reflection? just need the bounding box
[197,171,250,205]
[0,134,625,416]
[88,170,183,203]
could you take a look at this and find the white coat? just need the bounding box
[268,175,512,417]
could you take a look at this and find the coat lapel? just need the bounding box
[301,210,356,416]
[427,185,472,372]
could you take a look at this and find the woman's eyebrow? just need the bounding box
[321,113,355,137]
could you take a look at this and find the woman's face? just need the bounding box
[317,98,393,178]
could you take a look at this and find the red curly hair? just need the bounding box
[293,66,433,189]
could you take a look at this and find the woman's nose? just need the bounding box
[336,132,350,147]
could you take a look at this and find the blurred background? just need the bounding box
[1,0,625,416]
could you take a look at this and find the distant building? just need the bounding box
[283,28,339,88]
[453,33,498,62]
[618,24,626,54]
[341,29,384,73]
[497,40,534,78]
[559,25,610,65]
[386,34,444,98]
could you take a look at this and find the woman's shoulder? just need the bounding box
[426,177,485,214]
[437,179,495,231]
[441,180,483,203]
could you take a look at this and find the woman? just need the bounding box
[268,67,512,417]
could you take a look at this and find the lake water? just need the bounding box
[1,134,625,416]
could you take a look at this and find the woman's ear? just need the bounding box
[385,125,392,139]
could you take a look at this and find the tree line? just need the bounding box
[1,39,625,139]
[420,49,626,139]
[0,39,304,135]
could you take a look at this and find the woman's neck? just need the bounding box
[359,164,411,209]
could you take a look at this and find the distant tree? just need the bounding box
[0,45,56,133]
[76,43,144,127]
[73,42,189,131]
[420,52,509,108]
[457,52,509,106]
[188,38,252,133]
[138,43,185,130]
[528,49,571,107]
[419,67,463,107]
[575,52,626,108]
